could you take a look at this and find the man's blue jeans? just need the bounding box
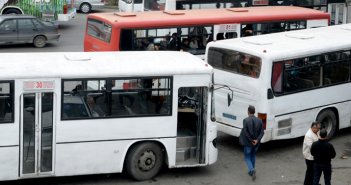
[244,145,259,175]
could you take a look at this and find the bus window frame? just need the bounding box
[87,18,112,43]
[207,47,262,78]
[271,49,351,97]
[61,76,173,121]
[240,20,307,37]
[0,80,14,124]
[120,25,213,54]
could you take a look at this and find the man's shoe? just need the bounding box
[252,169,256,181]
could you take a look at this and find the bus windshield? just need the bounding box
[208,47,261,78]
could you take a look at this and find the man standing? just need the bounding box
[302,121,321,185]
[311,129,336,185]
[239,105,264,181]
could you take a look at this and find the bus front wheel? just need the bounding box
[125,142,164,181]
[316,109,337,139]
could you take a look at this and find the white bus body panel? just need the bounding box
[118,0,144,12]
[55,138,176,176]
[0,147,18,180]
[58,10,76,21]
[306,19,329,28]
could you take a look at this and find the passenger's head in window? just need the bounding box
[86,96,104,117]
[216,33,224,40]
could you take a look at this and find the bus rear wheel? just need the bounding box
[125,142,164,181]
[316,109,337,139]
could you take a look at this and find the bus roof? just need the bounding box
[0,51,212,79]
[88,6,330,28]
[207,24,351,61]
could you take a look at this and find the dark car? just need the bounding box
[0,15,60,48]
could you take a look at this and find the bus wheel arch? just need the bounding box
[316,108,338,139]
[33,35,47,48]
[124,141,166,181]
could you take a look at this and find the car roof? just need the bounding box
[0,14,36,21]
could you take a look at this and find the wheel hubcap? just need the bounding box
[138,150,156,171]
[82,5,90,13]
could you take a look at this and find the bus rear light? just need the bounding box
[258,113,267,130]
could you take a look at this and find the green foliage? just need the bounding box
[12,0,68,21]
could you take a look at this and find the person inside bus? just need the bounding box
[86,96,105,117]
[146,38,156,51]
[180,38,190,51]
[168,32,181,51]
[72,84,84,95]
[189,37,199,49]
[242,24,253,37]
[150,0,160,10]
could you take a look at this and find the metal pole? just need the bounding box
[131,0,134,12]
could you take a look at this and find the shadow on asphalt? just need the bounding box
[218,127,351,153]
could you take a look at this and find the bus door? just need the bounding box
[213,24,239,41]
[328,3,347,25]
[176,87,207,165]
[20,81,55,177]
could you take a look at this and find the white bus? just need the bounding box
[0,51,217,181]
[206,24,351,142]
[118,0,233,12]
[117,0,349,26]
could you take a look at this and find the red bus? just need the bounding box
[84,6,330,58]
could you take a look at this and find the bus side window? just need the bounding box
[120,30,134,51]
[0,82,13,123]
[225,32,237,39]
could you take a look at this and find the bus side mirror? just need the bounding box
[227,93,232,106]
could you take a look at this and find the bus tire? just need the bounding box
[125,142,164,181]
[3,8,21,14]
[316,109,337,139]
[80,3,92,14]
[33,35,47,48]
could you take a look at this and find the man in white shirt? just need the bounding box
[303,121,321,185]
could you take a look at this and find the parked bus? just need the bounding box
[206,24,351,142]
[118,0,348,25]
[118,0,247,12]
[84,6,330,59]
[0,0,76,23]
[0,51,217,181]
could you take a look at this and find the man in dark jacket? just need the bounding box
[311,129,336,185]
[239,105,264,181]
